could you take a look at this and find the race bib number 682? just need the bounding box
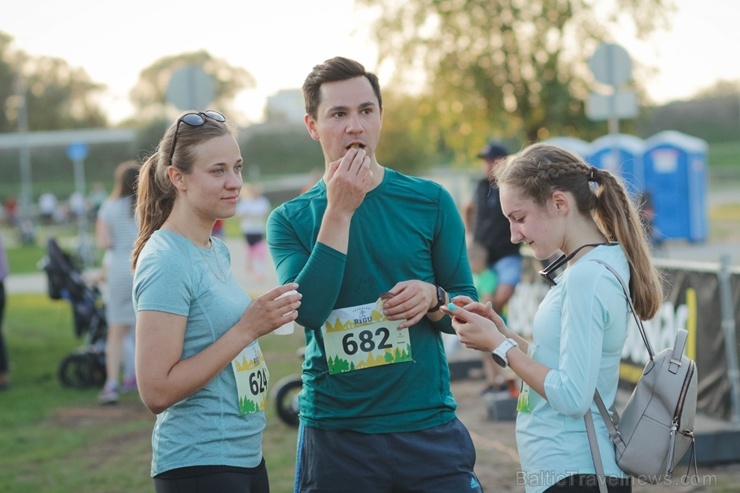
[323,298,412,375]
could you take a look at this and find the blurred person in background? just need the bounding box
[38,191,57,225]
[88,181,108,223]
[211,218,225,238]
[0,234,9,390]
[96,161,141,404]
[236,184,271,280]
[69,191,87,222]
[4,196,18,228]
[463,142,522,396]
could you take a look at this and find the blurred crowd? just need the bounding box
[0,183,108,244]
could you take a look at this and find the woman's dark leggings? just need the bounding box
[544,474,631,492]
[153,461,269,493]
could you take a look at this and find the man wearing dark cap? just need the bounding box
[464,141,522,396]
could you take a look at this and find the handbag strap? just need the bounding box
[584,258,651,490]
[585,410,609,493]
[591,259,655,359]
[586,389,627,479]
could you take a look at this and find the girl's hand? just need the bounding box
[440,303,505,353]
[448,296,488,318]
[449,296,507,334]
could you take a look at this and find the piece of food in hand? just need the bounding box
[377,291,394,312]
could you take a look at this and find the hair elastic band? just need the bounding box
[589,166,598,181]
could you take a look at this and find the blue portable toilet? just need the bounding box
[588,134,645,195]
[542,137,591,160]
[642,131,708,242]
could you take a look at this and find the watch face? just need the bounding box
[491,352,506,368]
[436,285,445,305]
[428,285,445,312]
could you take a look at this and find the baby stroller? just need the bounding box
[40,238,107,389]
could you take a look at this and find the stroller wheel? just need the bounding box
[272,375,302,427]
[59,352,101,389]
[91,353,107,387]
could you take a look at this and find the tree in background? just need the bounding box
[0,32,16,133]
[0,31,107,133]
[127,50,255,124]
[357,0,675,163]
[638,80,740,144]
[375,92,443,173]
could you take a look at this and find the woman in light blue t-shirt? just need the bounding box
[444,143,663,493]
[131,110,301,493]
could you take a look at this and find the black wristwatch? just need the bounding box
[428,284,447,312]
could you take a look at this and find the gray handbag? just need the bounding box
[584,260,698,492]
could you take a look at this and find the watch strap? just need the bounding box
[492,338,518,367]
[427,284,446,312]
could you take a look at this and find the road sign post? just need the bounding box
[587,42,637,169]
[67,142,92,268]
[166,65,215,111]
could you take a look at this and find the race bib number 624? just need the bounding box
[231,344,269,415]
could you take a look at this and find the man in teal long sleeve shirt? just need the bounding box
[267,57,482,493]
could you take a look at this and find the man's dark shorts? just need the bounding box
[294,418,483,492]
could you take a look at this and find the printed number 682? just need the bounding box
[342,328,392,355]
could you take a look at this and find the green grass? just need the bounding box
[2,222,99,275]
[4,243,47,275]
[0,293,304,493]
[708,140,740,167]
[709,202,740,242]
[2,220,244,276]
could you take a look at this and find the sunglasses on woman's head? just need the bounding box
[538,242,610,286]
[168,110,226,165]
